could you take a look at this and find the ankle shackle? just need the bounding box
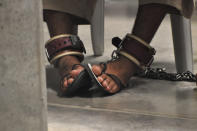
[45,34,86,65]
[112,34,156,69]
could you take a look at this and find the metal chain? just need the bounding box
[111,50,119,61]
[111,49,197,83]
[136,67,197,82]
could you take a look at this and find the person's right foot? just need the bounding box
[58,55,85,92]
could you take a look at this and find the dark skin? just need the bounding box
[44,10,83,92]
[91,4,179,93]
[44,4,180,94]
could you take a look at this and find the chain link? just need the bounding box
[137,67,197,82]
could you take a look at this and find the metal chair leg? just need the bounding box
[170,14,193,73]
[91,0,104,56]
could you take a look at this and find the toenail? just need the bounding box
[98,77,103,81]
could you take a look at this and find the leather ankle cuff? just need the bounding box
[45,34,86,64]
[112,34,156,69]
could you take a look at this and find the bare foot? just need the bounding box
[91,56,138,94]
[58,55,84,92]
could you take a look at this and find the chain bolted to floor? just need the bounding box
[136,67,197,89]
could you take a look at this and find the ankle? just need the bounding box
[59,55,80,67]
[119,56,139,73]
[57,55,80,76]
[112,34,155,70]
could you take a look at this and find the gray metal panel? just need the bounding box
[0,0,47,130]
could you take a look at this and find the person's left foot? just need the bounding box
[91,56,138,94]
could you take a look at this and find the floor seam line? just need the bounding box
[48,103,197,121]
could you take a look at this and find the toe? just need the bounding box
[107,77,120,93]
[70,68,83,78]
[97,76,104,83]
[102,79,110,91]
[108,82,116,93]
[110,84,119,94]
[99,74,120,93]
[63,79,68,88]
[92,64,122,94]
[92,65,102,76]
[67,78,74,85]
[99,74,111,91]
